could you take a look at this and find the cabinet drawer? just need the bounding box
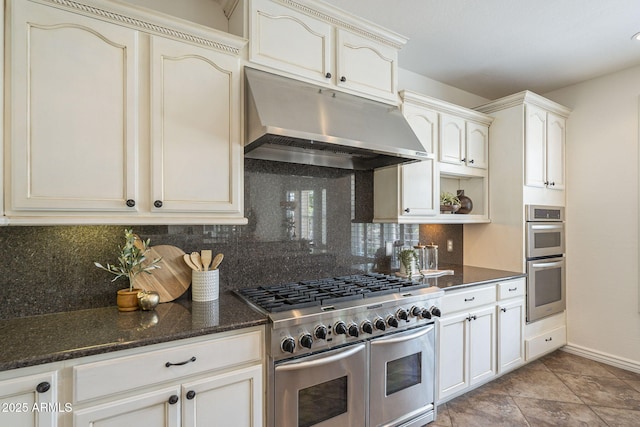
[442,285,496,314]
[74,330,262,403]
[497,278,526,300]
[525,326,566,361]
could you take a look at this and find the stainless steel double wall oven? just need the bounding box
[525,205,566,322]
[237,273,444,427]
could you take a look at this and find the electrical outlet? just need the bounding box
[447,239,453,252]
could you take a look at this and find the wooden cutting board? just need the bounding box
[133,245,191,303]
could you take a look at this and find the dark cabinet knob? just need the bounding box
[550,182,555,186]
[325,72,332,79]
[340,76,347,82]
[154,200,163,208]
[168,395,179,405]
[404,208,410,213]
[544,181,550,185]
[36,382,50,393]
[461,158,466,163]
[501,307,507,312]
[469,159,475,164]
[186,390,196,400]
[126,199,136,207]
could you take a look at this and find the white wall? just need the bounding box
[545,65,640,366]
[398,68,489,108]
[122,0,228,31]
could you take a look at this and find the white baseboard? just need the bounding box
[562,343,640,374]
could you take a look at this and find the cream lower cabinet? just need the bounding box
[437,285,497,402]
[0,370,58,427]
[73,329,263,427]
[6,0,246,225]
[496,279,526,374]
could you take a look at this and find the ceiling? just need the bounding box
[322,0,640,99]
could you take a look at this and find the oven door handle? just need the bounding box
[276,343,365,371]
[530,224,563,230]
[371,325,434,346]
[530,260,564,268]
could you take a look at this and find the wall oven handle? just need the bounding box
[370,325,434,346]
[531,260,564,268]
[276,344,365,371]
[530,224,563,230]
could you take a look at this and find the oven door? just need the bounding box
[369,326,435,427]
[526,222,565,258]
[527,257,566,322]
[274,344,367,427]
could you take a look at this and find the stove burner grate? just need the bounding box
[237,273,426,312]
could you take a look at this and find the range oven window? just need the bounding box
[536,268,562,306]
[298,376,348,427]
[386,352,422,396]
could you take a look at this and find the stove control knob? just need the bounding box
[334,321,348,335]
[361,320,374,335]
[396,308,409,321]
[373,317,386,331]
[430,306,442,317]
[314,325,328,340]
[281,337,296,353]
[410,306,424,317]
[300,333,313,349]
[387,316,399,328]
[420,309,432,320]
[347,323,359,338]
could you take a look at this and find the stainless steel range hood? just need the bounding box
[244,68,428,170]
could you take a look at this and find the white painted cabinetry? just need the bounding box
[496,279,526,374]
[228,0,405,104]
[0,370,58,427]
[525,105,566,191]
[5,0,247,225]
[437,285,497,402]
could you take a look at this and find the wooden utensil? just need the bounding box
[190,252,203,271]
[210,253,224,270]
[200,250,212,271]
[183,253,199,271]
[134,245,191,302]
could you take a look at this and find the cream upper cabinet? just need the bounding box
[466,122,489,169]
[150,36,243,215]
[525,105,566,191]
[229,0,405,104]
[8,0,139,214]
[440,114,466,166]
[401,102,438,156]
[5,0,247,225]
[545,112,566,191]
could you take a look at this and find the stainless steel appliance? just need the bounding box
[237,273,443,427]
[525,205,566,322]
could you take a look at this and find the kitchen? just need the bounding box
[0,0,639,426]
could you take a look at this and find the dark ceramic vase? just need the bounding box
[455,190,473,214]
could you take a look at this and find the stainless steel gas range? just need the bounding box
[236,273,444,427]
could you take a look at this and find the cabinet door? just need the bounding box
[74,386,181,427]
[437,312,469,401]
[466,122,489,169]
[400,159,438,217]
[0,371,57,427]
[249,0,333,83]
[336,29,398,102]
[524,105,547,188]
[402,104,438,155]
[468,306,496,386]
[439,114,466,165]
[9,1,138,212]
[182,364,263,427]
[497,299,525,374]
[546,113,566,191]
[150,36,243,215]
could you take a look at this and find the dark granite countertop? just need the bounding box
[0,291,267,372]
[0,265,523,373]
[429,264,526,291]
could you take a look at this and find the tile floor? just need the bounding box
[431,350,640,426]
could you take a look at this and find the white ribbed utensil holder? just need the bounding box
[192,270,219,302]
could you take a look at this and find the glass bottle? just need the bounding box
[426,243,438,271]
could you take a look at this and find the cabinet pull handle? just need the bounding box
[545,337,553,342]
[508,287,517,292]
[325,72,332,79]
[165,356,196,367]
[186,390,196,400]
[464,297,475,302]
[36,382,50,393]
[126,199,136,207]
[154,200,163,208]
[469,159,475,164]
[404,208,410,213]
[168,395,179,405]
[467,315,477,322]
[461,158,466,163]
[550,182,555,186]
[340,76,347,82]
[500,307,507,312]
[544,181,549,186]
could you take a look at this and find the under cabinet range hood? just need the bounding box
[244,68,429,170]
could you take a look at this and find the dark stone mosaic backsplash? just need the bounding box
[0,159,462,319]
